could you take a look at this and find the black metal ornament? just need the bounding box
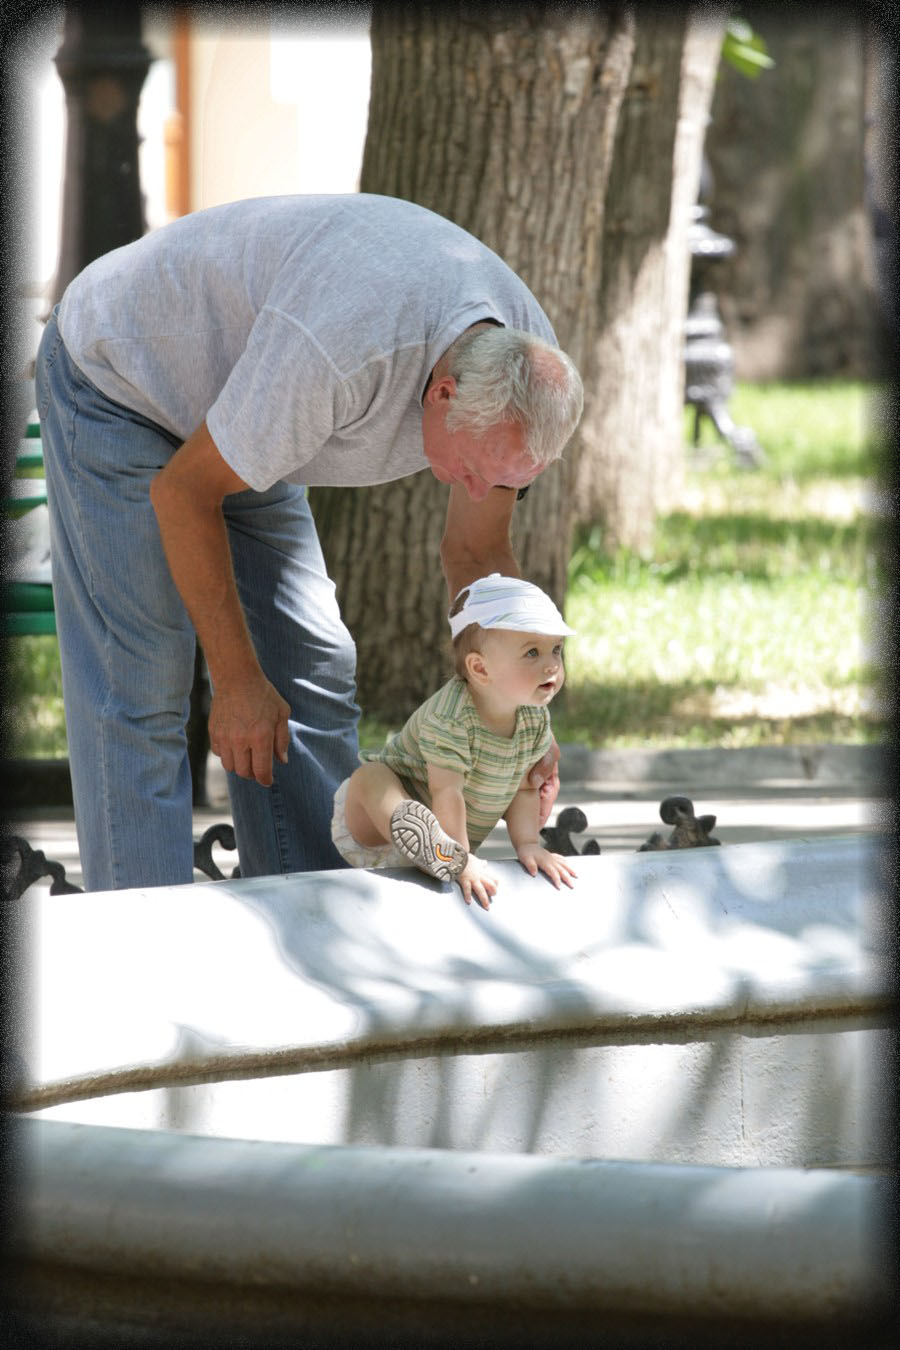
[539,806,601,857]
[637,795,721,851]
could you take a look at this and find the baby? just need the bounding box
[330,573,577,908]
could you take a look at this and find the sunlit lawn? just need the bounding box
[6,381,889,757]
[551,380,888,748]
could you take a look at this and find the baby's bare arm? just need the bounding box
[426,764,470,852]
[505,780,577,890]
[504,778,544,851]
[427,764,497,910]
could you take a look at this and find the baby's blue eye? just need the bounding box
[524,647,538,659]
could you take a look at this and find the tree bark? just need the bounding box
[310,4,635,718]
[703,10,877,379]
[575,8,725,545]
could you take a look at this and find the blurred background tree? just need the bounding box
[703,6,882,378]
[572,12,724,545]
[311,3,728,718]
[8,5,887,760]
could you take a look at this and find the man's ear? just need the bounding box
[426,374,457,406]
[465,650,489,685]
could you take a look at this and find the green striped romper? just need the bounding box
[361,677,552,851]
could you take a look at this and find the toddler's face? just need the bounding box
[479,628,566,707]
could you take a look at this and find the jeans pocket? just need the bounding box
[35,314,63,421]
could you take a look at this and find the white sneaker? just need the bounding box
[389,800,468,881]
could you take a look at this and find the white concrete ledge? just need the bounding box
[20,1118,889,1323]
[15,834,890,1166]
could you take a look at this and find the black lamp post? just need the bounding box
[50,6,152,305]
[683,156,764,468]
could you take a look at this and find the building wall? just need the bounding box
[11,9,176,372]
[188,15,371,210]
[12,10,371,372]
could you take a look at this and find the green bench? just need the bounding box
[4,419,55,637]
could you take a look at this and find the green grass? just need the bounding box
[553,380,888,749]
[703,379,885,480]
[5,380,888,758]
[5,631,68,758]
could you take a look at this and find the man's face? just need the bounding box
[422,377,543,502]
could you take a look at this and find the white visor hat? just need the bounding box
[449,573,576,639]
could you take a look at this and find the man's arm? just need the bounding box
[527,735,561,828]
[149,420,290,786]
[440,484,519,602]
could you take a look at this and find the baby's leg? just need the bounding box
[343,764,467,882]
[343,763,409,847]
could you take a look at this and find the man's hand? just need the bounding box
[151,421,291,786]
[208,673,291,787]
[527,738,561,828]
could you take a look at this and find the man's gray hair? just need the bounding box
[444,326,583,467]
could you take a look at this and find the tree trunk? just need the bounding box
[306,473,451,723]
[703,10,877,379]
[310,4,635,719]
[575,8,725,545]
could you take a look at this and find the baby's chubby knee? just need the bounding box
[343,762,406,847]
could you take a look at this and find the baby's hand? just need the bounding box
[516,845,577,890]
[456,856,498,911]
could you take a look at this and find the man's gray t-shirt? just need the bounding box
[57,194,557,491]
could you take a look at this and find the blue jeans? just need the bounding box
[35,310,360,891]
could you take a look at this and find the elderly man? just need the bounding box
[36,193,583,892]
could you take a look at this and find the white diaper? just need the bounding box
[331,776,410,870]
